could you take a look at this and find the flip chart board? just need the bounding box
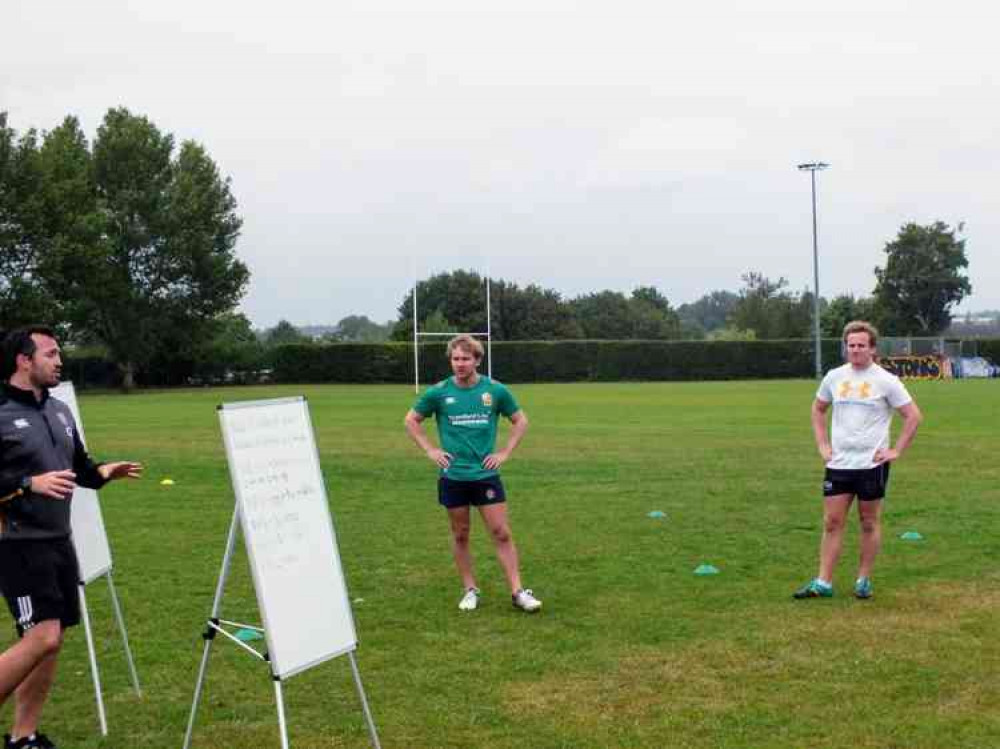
[51,382,113,584]
[218,397,357,679]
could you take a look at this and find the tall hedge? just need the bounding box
[270,339,848,384]
[65,337,1000,388]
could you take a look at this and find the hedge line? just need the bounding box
[269,339,848,384]
[63,338,1000,388]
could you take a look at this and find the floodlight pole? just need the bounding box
[798,161,829,379]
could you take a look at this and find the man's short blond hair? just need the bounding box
[446,334,484,361]
[842,320,878,347]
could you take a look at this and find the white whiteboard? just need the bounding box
[51,382,114,584]
[218,397,357,679]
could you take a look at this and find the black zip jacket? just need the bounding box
[0,383,107,541]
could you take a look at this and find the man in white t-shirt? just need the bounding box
[793,321,922,600]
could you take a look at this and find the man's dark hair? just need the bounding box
[2,325,57,378]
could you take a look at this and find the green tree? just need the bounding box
[329,315,392,342]
[0,114,51,329]
[392,270,487,340]
[422,309,458,335]
[873,221,971,335]
[265,319,311,346]
[491,281,581,340]
[570,291,634,339]
[195,312,265,382]
[821,294,877,338]
[39,109,249,389]
[730,272,812,339]
[628,286,681,339]
[677,290,740,338]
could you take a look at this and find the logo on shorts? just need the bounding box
[481,392,493,407]
[823,481,834,491]
[13,419,30,429]
[486,489,496,500]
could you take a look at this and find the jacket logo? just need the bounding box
[481,393,493,407]
[13,419,30,429]
[445,397,456,405]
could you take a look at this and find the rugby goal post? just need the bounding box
[412,274,492,392]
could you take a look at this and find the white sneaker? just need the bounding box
[458,587,481,611]
[512,588,542,613]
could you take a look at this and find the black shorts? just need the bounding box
[0,537,81,636]
[438,476,506,509]
[823,464,891,501]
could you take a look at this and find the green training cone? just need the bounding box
[900,531,924,541]
[694,563,720,575]
[234,628,264,642]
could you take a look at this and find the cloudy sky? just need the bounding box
[4,1,997,328]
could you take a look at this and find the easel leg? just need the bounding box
[183,507,241,749]
[274,678,290,749]
[106,571,142,697]
[348,651,382,749]
[78,584,108,736]
[182,634,215,749]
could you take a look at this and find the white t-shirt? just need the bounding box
[816,362,913,470]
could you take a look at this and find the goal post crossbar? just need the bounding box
[413,276,492,393]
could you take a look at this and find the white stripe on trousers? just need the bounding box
[16,595,34,626]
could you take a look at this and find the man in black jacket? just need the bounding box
[0,326,142,749]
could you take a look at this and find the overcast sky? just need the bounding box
[4,1,997,328]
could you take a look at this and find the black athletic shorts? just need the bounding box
[438,476,506,509]
[823,464,891,501]
[0,537,81,636]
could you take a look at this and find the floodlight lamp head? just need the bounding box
[797,162,830,171]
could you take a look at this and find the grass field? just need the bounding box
[2,379,998,749]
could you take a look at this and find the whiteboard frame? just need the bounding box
[51,381,113,583]
[218,396,358,680]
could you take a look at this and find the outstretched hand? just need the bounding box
[99,461,144,481]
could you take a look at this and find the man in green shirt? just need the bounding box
[404,335,540,613]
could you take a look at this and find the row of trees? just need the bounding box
[390,271,683,341]
[391,221,971,343]
[1,109,248,387]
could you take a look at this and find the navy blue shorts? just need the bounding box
[823,464,891,501]
[0,537,81,636]
[438,476,506,509]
